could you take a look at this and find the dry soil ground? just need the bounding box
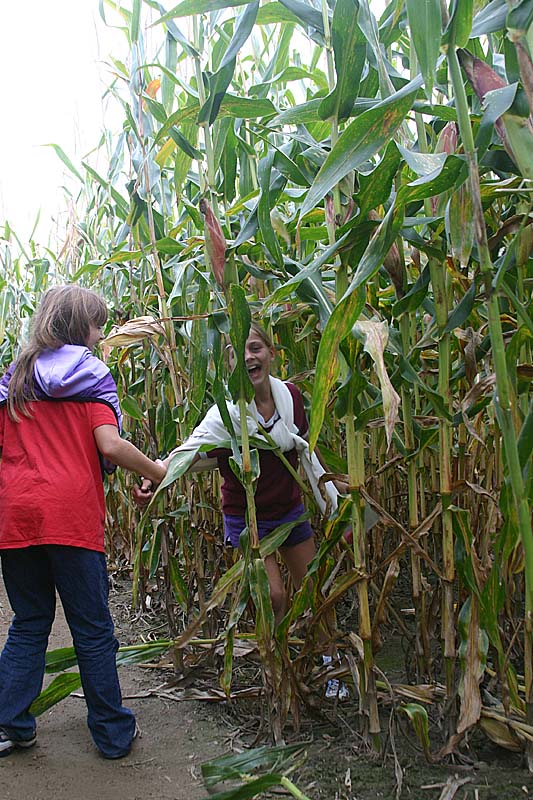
[0,573,224,800]
[1,569,533,800]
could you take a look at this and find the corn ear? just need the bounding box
[458,49,533,179]
[199,198,226,288]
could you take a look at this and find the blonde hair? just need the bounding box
[7,285,107,420]
[249,321,273,348]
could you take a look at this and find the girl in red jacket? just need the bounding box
[0,285,166,759]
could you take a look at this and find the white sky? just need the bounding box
[0,1,388,250]
[0,1,126,246]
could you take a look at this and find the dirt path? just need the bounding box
[0,574,223,800]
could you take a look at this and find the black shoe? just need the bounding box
[0,729,37,757]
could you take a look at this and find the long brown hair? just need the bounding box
[7,285,107,420]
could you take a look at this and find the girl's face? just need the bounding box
[86,323,104,351]
[229,331,274,389]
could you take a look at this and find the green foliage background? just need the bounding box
[1,0,533,757]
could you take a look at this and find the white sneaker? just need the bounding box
[325,677,350,701]
[0,728,37,757]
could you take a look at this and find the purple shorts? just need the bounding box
[223,503,313,549]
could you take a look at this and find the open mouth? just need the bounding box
[247,365,261,376]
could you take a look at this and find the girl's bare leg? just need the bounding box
[279,537,316,590]
[263,553,288,626]
[280,538,337,654]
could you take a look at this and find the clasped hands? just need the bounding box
[133,458,166,508]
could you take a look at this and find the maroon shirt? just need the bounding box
[214,382,308,519]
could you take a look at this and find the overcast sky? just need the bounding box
[0,1,126,246]
[0,1,387,250]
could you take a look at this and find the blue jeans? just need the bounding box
[0,545,135,758]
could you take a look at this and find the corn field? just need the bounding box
[1,0,533,769]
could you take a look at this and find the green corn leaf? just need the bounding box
[30,673,82,717]
[229,446,260,484]
[501,112,533,180]
[400,703,431,758]
[116,642,173,666]
[257,151,284,267]
[278,0,325,34]
[446,184,474,267]
[199,774,285,799]
[199,1,259,125]
[250,558,275,642]
[228,285,254,404]
[308,287,365,451]
[258,513,312,557]
[44,640,173,676]
[168,552,189,611]
[155,104,200,141]
[443,281,477,333]
[272,148,310,187]
[471,0,507,37]
[0,286,14,342]
[155,237,184,255]
[263,230,349,311]
[300,85,417,218]
[220,559,251,701]
[348,203,404,293]
[454,507,481,597]
[392,263,431,318]
[152,2,200,58]
[275,570,313,644]
[81,162,129,217]
[396,155,467,207]
[406,0,442,98]
[154,0,252,23]
[45,646,79,673]
[221,625,235,697]
[398,356,453,420]
[186,277,209,432]
[476,83,517,158]
[130,0,141,42]
[44,144,84,183]
[156,448,199,492]
[162,31,178,111]
[318,0,366,121]
[143,526,161,579]
[121,394,145,421]
[357,0,394,95]
[356,140,401,218]
[211,330,238,442]
[507,0,533,33]
[213,115,234,170]
[174,558,247,650]
[202,743,305,787]
[221,123,238,203]
[219,95,276,119]
[168,126,203,160]
[157,95,274,143]
[443,0,474,49]
[256,1,300,25]
[518,397,533,471]
[269,98,323,126]
[398,144,447,177]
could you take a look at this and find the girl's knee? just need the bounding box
[269,585,287,619]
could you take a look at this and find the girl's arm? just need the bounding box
[94,424,166,484]
[132,451,212,508]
